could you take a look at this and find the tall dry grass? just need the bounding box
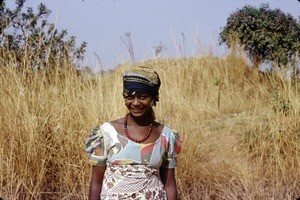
[0,50,299,199]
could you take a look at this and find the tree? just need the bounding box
[219,4,300,69]
[0,0,87,70]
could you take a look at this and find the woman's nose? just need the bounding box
[132,98,140,106]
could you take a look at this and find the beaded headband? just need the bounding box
[123,66,160,102]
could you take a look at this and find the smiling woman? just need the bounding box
[124,93,153,117]
[85,66,182,200]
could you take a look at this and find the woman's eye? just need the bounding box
[140,96,148,100]
[125,96,133,100]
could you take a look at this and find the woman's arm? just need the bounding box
[160,168,178,200]
[88,165,106,200]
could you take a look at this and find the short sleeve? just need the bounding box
[85,125,108,166]
[161,129,182,169]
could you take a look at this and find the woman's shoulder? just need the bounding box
[88,121,115,137]
[161,124,179,137]
[160,124,181,143]
[109,118,124,129]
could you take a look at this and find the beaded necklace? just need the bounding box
[124,113,152,143]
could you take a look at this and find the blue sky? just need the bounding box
[6,0,300,71]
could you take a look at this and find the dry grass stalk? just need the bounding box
[0,51,299,199]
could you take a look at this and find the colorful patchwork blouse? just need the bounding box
[85,122,182,169]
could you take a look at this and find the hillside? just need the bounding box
[0,54,299,199]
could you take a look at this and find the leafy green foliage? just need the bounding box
[0,0,87,70]
[272,93,291,116]
[220,4,300,69]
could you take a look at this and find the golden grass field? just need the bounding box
[0,52,299,199]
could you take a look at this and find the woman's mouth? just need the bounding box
[131,108,144,113]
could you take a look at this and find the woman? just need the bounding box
[85,66,182,200]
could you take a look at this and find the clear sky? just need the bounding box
[6,0,300,71]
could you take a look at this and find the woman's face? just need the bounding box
[124,93,153,118]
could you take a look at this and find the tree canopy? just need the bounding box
[0,0,87,70]
[219,4,300,69]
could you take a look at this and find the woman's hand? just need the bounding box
[88,166,106,200]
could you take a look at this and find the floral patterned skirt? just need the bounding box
[101,163,167,200]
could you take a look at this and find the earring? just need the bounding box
[151,100,156,106]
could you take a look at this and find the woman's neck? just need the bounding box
[127,113,153,126]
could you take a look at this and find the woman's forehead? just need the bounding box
[127,92,151,97]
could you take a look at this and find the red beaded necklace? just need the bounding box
[124,113,153,143]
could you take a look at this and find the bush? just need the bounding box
[220,4,300,70]
[0,0,87,70]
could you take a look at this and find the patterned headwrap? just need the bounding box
[123,66,161,104]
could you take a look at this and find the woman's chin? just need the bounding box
[130,110,145,117]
